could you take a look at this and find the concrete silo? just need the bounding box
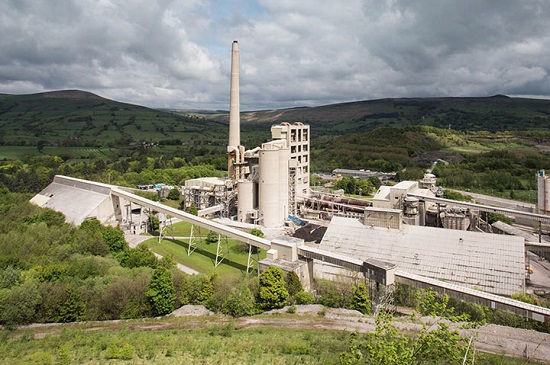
[538,170,550,215]
[259,142,289,228]
[237,179,254,223]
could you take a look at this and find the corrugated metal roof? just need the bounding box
[319,216,525,295]
[31,181,112,225]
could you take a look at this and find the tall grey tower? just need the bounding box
[228,40,240,150]
[227,41,245,180]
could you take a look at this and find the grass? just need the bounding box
[144,221,266,278]
[0,319,347,365]
[0,316,545,365]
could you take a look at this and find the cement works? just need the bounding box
[30,41,550,323]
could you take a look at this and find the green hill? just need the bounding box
[0,90,226,147]
[207,95,550,133]
[2,91,550,148]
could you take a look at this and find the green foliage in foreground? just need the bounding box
[340,313,468,365]
[0,316,544,365]
[0,322,348,365]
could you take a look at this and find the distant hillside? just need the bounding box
[203,95,550,133]
[2,90,550,148]
[0,90,226,146]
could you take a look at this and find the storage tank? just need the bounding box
[402,196,419,225]
[259,149,281,227]
[237,180,254,223]
[278,147,290,220]
[538,170,550,215]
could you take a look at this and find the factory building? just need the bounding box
[183,41,310,228]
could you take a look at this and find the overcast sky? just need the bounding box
[1,0,549,110]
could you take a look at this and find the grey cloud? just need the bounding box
[0,0,549,109]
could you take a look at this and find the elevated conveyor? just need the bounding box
[408,193,550,225]
[111,188,271,250]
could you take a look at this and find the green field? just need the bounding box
[145,220,266,277]
[0,146,114,160]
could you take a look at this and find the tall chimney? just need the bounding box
[228,40,240,149]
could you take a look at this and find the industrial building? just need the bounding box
[29,41,550,310]
[183,41,310,228]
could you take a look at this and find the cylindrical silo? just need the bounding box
[237,180,254,223]
[278,147,290,220]
[538,170,550,215]
[259,149,281,227]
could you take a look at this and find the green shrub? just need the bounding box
[105,342,135,360]
[222,281,256,317]
[257,266,289,310]
[350,283,372,315]
[285,271,303,297]
[294,290,315,305]
[146,267,176,316]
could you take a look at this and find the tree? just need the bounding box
[188,205,198,216]
[285,271,303,297]
[257,266,289,310]
[118,244,158,269]
[102,226,127,253]
[350,283,372,315]
[222,281,256,317]
[167,187,181,200]
[57,284,86,322]
[149,215,160,232]
[197,275,215,306]
[0,279,42,327]
[146,267,176,316]
[205,231,219,245]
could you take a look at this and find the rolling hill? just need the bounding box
[204,95,550,133]
[2,90,550,149]
[0,90,226,146]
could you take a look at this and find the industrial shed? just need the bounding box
[317,216,526,296]
[30,175,116,226]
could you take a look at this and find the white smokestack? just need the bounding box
[228,40,240,149]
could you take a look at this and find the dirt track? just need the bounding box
[10,304,550,363]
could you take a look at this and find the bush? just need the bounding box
[105,342,135,360]
[222,281,256,317]
[315,279,352,308]
[167,187,181,200]
[146,267,176,316]
[350,283,372,315]
[206,231,219,245]
[285,271,303,297]
[258,266,289,310]
[294,290,315,305]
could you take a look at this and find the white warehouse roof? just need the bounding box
[30,175,115,226]
[319,216,525,295]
